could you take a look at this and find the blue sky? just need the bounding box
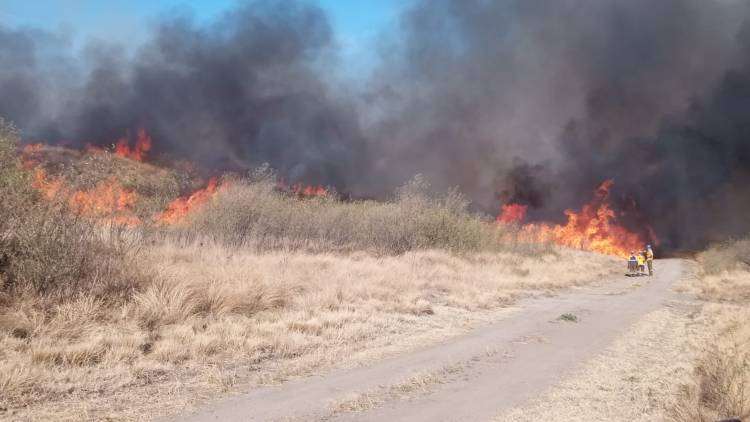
[0,0,406,53]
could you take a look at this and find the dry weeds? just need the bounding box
[169,173,536,256]
[0,243,616,421]
[668,240,750,421]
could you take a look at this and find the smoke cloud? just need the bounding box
[3,0,750,251]
[1,1,370,189]
[367,0,750,251]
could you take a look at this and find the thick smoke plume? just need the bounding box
[1,1,370,190]
[368,0,750,251]
[3,0,750,251]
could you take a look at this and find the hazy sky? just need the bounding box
[0,0,407,69]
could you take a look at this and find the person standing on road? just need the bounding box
[627,251,638,276]
[646,245,654,276]
[636,252,646,275]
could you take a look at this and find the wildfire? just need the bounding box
[114,128,152,161]
[497,203,528,224]
[32,168,64,199]
[277,182,329,197]
[22,132,231,226]
[32,168,142,225]
[499,180,646,257]
[155,178,225,225]
[21,143,45,169]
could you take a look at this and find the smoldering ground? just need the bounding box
[2,0,750,251]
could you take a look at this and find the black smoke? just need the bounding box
[1,1,370,190]
[3,0,750,251]
[366,0,750,251]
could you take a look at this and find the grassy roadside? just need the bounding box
[669,239,750,422]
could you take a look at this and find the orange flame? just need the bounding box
[32,168,142,225]
[299,185,327,197]
[32,168,64,199]
[497,203,528,224]
[21,143,44,169]
[68,178,142,225]
[499,180,647,257]
[277,182,329,197]
[155,178,225,225]
[114,128,152,161]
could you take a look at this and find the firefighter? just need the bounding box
[627,251,638,276]
[646,245,654,276]
[636,251,646,275]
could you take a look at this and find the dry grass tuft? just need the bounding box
[133,278,196,328]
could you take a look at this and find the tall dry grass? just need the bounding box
[1,241,617,420]
[670,238,750,421]
[168,172,537,256]
[670,305,750,422]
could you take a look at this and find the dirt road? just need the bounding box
[176,259,686,422]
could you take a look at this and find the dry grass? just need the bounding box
[669,239,750,422]
[168,173,537,256]
[691,239,750,303]
[698,239,750,276]
[669,304,750,422]
[0,243,616,421]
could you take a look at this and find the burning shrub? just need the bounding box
[0,119,148,302]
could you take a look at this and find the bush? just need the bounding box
[0,119,146,302]
[171,174,515,255]
[698,238,750,275]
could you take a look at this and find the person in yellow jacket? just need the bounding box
[636,252,646,275]
[646,245,654,276]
